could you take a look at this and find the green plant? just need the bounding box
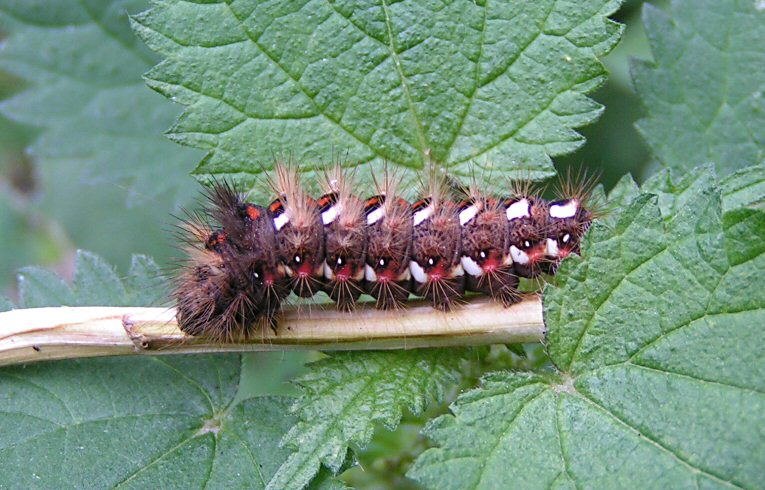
[0,1,763,488]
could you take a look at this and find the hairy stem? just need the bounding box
[0,295,544,366]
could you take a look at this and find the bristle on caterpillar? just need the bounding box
[364,165,412,310]
[458,187,519,307]
[268,160,325,298]
[505,178,550,278]
[410,167,464,311]
[320,164,367,311]
[173,164,599,338]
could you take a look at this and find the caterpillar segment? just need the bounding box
[409,197,464,311]
[268,162,325,299]
[363,193,413,310]
[458,195,519,307]
[319,166,367,311]
[175,222,266,341]
[504,195,550,278]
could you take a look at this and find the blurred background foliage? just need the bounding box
[0,1,662,488]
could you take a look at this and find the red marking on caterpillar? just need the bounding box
[320,164,367,311]
[174,164,598,339]
[410,169,465,311]
[459,193,519,307]
[364,166,412,310]
[268,162,325,299]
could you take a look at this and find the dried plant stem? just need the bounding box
[0,295,544,367]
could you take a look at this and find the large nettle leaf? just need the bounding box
[268,349,467,490]
[0,0,199,203]
[131,0,622,184]
[632,0,765,175]
[0,252,343,489]
[409,167,765,489]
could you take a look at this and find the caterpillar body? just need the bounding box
[175,163,596,340]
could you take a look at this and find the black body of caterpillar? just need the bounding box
[174,165,594,339]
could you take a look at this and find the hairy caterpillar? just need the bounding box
[175,163,597,340]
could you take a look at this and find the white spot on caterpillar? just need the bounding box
[397,268,411,281]
[459,205,479,226]
[550,200,578,219]
[273,213,290,231]
[367,207,385,225]
[323,261,334,280]
[461,256,482,276]
[413,205,434,227]
[506,199,530,221]
[546,238,560,257]
[410,260,427,283]
[321,206,338,225]
[452,264,464,277]
[510,245,530,265]
[283,265,295,277]
[365,264,377,282]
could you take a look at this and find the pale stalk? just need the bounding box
[0,295,544,367]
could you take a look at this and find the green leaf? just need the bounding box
[409,167,765,489]
[0,189,57,289]
[0,355,340,489]
[632,0,765,175]
[132,0,623,183]
[71,250,128,306]
[0,0,200,204]
[603,173,640,225]
[17,266,76,308]
[0,355,232,488]
[720,163,765,212]
[0,296,15,312]
[643,163,765,219]
[268,349,467,490]
[16,249,166,307]
[125,254,167,307]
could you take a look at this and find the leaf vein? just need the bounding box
[75,0,155,66]
[575,392,747,489]
[627,362,765,396]
[380,0,429,158]
[220,1,399,163]
[474,388,548,489]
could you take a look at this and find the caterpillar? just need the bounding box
[175,162,598,341]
